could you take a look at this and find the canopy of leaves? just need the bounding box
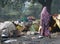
[0,0,42,21]
[0,0,60,21]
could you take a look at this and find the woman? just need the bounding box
[39,6,51,37]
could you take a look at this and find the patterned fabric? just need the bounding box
[40,7,50,36]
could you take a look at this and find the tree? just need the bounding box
[30,0,52,14]
[51,0,60,14]
[38,0,52,14]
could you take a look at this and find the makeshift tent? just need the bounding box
[0,21,16,36]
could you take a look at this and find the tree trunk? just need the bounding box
[46,0,52,14]
[38,0,52,14]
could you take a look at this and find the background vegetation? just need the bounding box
[0,0,59,21]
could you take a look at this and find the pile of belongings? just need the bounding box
[0,21,16,37]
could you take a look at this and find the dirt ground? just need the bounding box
[1,32,60,44]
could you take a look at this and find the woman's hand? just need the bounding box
[38,26,42,33]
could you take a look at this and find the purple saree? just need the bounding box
[40,7,50,36]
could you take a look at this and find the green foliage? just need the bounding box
[0,0,42,21]
[51,0,60,14]
[0,0,60,21]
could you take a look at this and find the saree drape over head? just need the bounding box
[40,7,50,36]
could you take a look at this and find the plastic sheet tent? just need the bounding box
[0,21,16,35]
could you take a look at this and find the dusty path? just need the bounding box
[1,33,60,44]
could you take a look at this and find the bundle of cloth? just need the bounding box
[0,21,16,37]
[49,14,60,33]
